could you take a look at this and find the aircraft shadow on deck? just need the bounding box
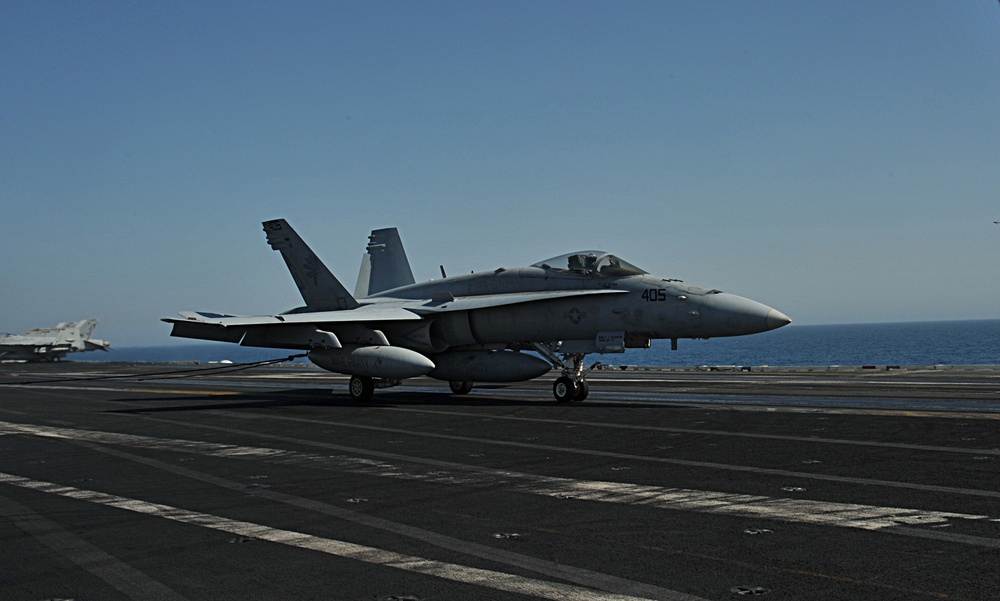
[109,388,691,413]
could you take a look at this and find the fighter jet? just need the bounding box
[164,219,790,402]
[0,319,111,362]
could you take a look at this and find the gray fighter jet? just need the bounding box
[0,319,111,362]
[164,219,790,401]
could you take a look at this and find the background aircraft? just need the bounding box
[0,319,111,362]
[164,219,790,401]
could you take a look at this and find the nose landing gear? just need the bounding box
[552,353,595,403]
[527,344,599,403]
[553,376,590,402]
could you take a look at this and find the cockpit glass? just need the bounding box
[532,251,647,277]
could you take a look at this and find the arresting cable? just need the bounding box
[0,354,309,387]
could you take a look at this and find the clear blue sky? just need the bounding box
[2,1,999,346]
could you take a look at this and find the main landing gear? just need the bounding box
[449,381,474,395]
[348,376,401,402]
[348,376,470,402]
[349,376,375,401]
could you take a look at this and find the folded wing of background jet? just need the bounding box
[164,219,789,401]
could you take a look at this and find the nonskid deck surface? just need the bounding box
[2,363,998,600]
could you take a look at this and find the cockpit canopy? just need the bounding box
[532,251,648,277]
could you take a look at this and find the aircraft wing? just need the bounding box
[165,289,624,329]
[162,305,425,347]
[407,289,628,314]
[166,305,423,327]
[163,290,627,348]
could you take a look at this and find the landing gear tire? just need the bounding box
[349,376,375,402]
[553,377,579,403]
[571,379,589,402]
[449,381,473,395]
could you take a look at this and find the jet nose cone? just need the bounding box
[698,293,792,336]
[766,309,792,331]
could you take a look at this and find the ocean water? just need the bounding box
[619,319,1000,367]
[77,319,1000,367]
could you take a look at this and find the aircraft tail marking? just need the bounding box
[263,219,359,311]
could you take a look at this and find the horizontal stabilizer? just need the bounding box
[83,340,111,352]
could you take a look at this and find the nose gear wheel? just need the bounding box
[553,376,578,402]
[542,351,594,402]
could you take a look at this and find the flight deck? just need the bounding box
[1,363,998,600]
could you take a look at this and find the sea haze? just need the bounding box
[621,319,1000,367]
[75,319,1000,368]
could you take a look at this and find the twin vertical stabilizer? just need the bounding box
[355,227,415,297]
[263,219,360,311]
[53,319,98,344]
